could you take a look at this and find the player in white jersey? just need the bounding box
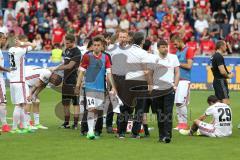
[179,95,232,137]
[24,66,55,130]
[8,35,36,133]
[0,32,12,133]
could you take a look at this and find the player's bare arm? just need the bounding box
[53,61,76,71]
[145,69,153,93]
[0,66,10,72]
[107,71,117,95]
[218,65,234,79]
[180,59,193,70]
[28,79,46,101]
[198,114,207,121]
[16,39,37,50]
[32,84,47,100]
[187,114,208,136]
[74,70,85,95]
[174,66,180,89]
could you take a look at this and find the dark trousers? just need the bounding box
[131,98,145,135]
[117,104,134,134]
[106,102,114,127]
[153,91,175,140]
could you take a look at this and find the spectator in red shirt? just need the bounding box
[157,27,170,42]
[141,6,154,20]
[200,35,215,55]
[168,36,178,54]
[28,0,39,17]
[186,36,200,55]
[119,0,128,6]
[179,21,193,42]
[161,16,171,32]
[72,14,81,36]
[226,32,240,54]
[52,22,65,45]
[68,0,79,18]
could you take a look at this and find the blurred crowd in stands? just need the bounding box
[0,0,240,55]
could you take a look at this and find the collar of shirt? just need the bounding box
[158,53,169,60]
[92,52,103,59]
[133,44,141,48]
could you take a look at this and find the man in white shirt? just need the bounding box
[146,40,180,143]
[9,35,36,133]
[194,14,209,40]
[119,16,130,30]
[105,13,118,34]
[111,31,153,138]
[3,3,15,25]
[180,95,232,137]
[15,0,29,15]
[56,0,69,14]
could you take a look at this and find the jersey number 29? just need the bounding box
[218,108,232,122]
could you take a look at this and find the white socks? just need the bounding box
[25,112,31,126]
[12,106,21,130]
[34,113,40,125]
[20,108,27,129]
[176,105,188,124]
[87,111,96,133]
[0,105,7,125]
[12,106,28,129]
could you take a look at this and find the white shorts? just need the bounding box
[85,91,105,110]
[198,121,216,137]
[10,82,29,105]
[174,80,191,105]
[0,78,6,103]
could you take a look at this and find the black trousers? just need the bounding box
[131,98,154,135]
[106,102,114,127]
[112,74,173,135]
[152,90,175,140]
[117,104,134,134]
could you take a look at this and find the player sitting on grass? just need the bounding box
[179,95,232,137]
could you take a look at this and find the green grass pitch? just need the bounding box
[0,89,239,160]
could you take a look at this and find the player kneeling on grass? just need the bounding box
[75,36,117,140]
[25,66,62,130]
[179,95,232,137]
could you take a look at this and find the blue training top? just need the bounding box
[176,47,191,81]
[85,52,106,92]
